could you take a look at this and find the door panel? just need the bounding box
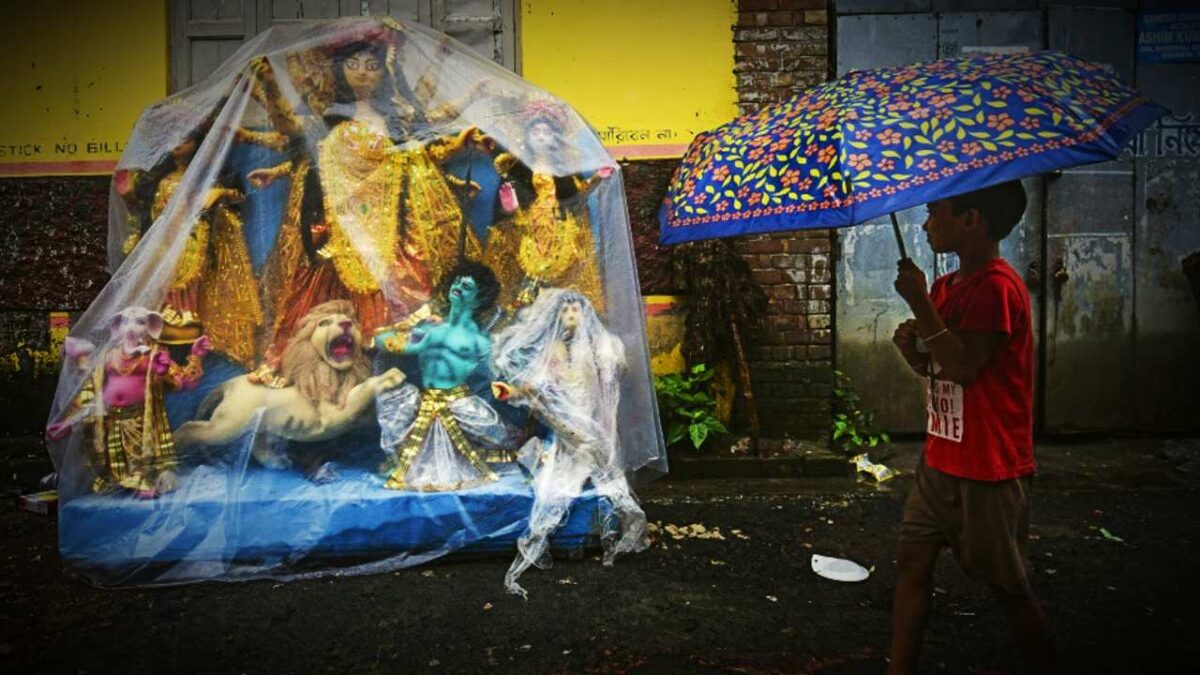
[836,14,938,74]
[171,0,513,91]
[263,0,343,25]
[1043,7,1136,431]
[836,0,932,14]
[834,14,939,432]
[432,0,511,66]
[1047,6,1137,82]
[937,11,1043,59]
[172,0,256,91]
[366,0,423,22]
[1044,233,1135,429]
[1134,62,1200,431]
[932,1,1037,11]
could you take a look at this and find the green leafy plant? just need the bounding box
[832,369,890,454]
[670,239,768,454]
[654,363,728,450]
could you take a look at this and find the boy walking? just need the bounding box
[888,180,1053,674]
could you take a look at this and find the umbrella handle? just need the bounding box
[889,212,908,260]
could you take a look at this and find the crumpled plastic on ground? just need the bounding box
[851,453,896,483]
[492,290,650,597]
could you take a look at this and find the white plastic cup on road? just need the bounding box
[811,554,870,582]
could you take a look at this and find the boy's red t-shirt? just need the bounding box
[924,258,1035,481]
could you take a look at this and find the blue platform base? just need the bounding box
[59,464,609,584]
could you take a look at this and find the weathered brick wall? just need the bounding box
[735,0,829,117]
[731,231,832,438]
[0,177,110,434]
[622,160,682,295]
[733,0,834,440]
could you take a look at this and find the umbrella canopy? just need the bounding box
[659,51,1166,245]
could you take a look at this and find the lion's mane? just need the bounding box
[279,300,371,408]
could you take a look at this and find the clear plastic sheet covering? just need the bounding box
[46,17,664,590]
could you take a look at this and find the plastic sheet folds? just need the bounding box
[45,18,664,591]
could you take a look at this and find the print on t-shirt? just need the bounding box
[926,359,963,442]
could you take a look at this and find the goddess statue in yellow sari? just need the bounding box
[247,39,484,357]
[483,99,613,314]
[115,129,262,367]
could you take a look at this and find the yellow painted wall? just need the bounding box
[1,1,737,174]
[520,0,737,160]
[0,1,168,177]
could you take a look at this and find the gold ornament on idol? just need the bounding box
[317,119,405,294]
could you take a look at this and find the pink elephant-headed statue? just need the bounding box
[47,306,210,498]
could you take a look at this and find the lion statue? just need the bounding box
[174,301,405,462]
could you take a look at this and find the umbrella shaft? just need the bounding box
[890,212,908,260]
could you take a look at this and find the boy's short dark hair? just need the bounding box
[949,180,1027,241]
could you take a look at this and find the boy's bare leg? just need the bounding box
[887,540,942,675]
[990,585,1054,675]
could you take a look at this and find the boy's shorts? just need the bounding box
[899,461,1033,594]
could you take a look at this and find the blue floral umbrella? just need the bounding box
[658,51,1166,250]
